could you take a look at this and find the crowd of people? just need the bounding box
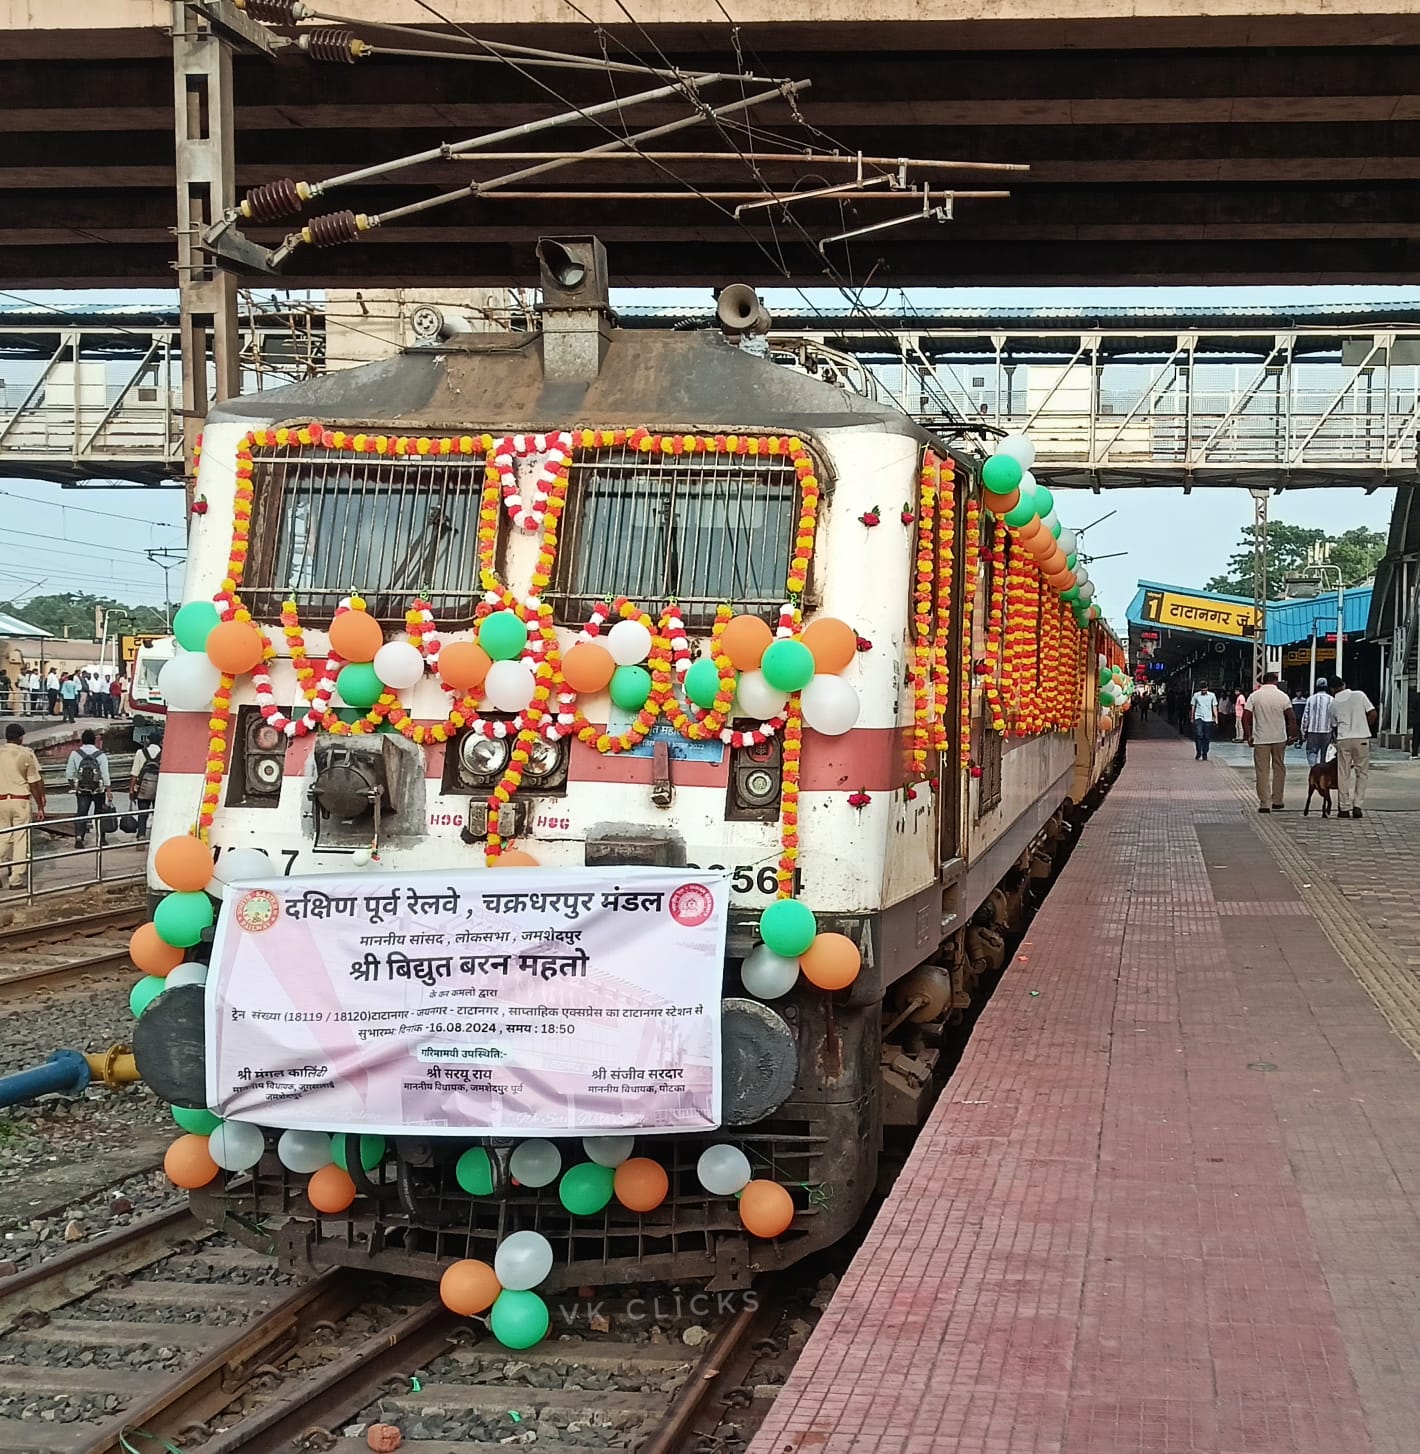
[1181,673,1378,818]
[0,666,127,720]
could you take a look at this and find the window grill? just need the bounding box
[247,448,486,625]
[547,445,802,628]
[976,723,1003,818]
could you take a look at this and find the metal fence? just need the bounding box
[0,809,148,905]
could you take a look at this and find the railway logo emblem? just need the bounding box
[669,883,715,928]
[234,889,281,934]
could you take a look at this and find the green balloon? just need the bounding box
[1065,552,1078,571]
[1032,485,1055,517]
[456,1146,495,1196]
[1062,586,1081,603]
[609,665,652,712]
[129,974,168,1018]
[558,1161,615,1216]
[490,1289,550,1349]
[337,662,383,709]
[154,891,215,949]
[172,1104,220,1134]
[760,639,815,693]
[684,657,724,710]
[1099,666,1112,684]
[1003,493,1039,529]
[1049,519,1063,539]
[759,897,817,958]
[981,454,1023,493]
[333,1133,386,1173]
[479,610,529,662]
[173,600,221,653]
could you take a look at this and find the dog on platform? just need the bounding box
[1304,753,1338,817]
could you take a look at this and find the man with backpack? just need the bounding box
[129,731,161,839]
[67,728,112,848]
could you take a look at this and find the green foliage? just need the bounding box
[0,592,167,639]
[1205,522,1386,599]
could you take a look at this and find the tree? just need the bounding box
[1205,522,1385,599]
[0,592,167,640]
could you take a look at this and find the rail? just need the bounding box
[0,808,148,905]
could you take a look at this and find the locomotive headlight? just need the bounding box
[253,723,283,752]
[742,767,778,805]
[525,737,564,780]
[460,735,511,780]
[250,755,284,790]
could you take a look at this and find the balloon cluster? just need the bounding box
[979,436,1098,630]
[1097,656,1133,733]
[685,614,860,736]
[746,897,862,1000]
[435,1135,796,1346]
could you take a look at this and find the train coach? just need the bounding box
[129,238,1124,1310]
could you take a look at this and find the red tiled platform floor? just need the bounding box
[750,734,1420,1454]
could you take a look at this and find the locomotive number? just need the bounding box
[686,862,781,897]
[209,846,299,876]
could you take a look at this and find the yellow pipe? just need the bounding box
[84,1046,141,1088]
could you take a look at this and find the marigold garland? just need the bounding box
[981,515,1009,735]
[959,498,981,768]
[777,694,803,897]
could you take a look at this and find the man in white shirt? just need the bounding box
[1189,683,1218,761]
[1243,672,1299,813]
[1300,678,1335,767]
[1329,677,1377,819]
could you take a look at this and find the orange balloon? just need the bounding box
[440,1258,502,1316]
[165,1133,220,1189]
[799,617,857,675]
[799,931,862,991]
[561,641,616,694]
[154,834,214,894]
[982,488,1020,516]
[1015,516,1045,544]
[1037,549,1068,576]
[738,1180,795,1239]
[722,615,773,671]
[328,609,384,663]
[440,641,492,692]
[1045,568,1075,591]
[205,620,265,675]
[307,1164,357,1215]
[492,849,540,867]
[614,1157,669,1213]
[131,921,185,977]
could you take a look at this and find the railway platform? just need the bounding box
[750,723,1420,1454]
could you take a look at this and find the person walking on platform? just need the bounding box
[67,728,112,849]
[0,723,46,891]
[1234,687,1248,740]
[59,673,79,723]
[1189,682,1218,760]
[1301,678,1335,767]
[1243,672,1298,813]
[1330,677,1378,819]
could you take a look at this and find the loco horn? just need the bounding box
[716,283,772,337]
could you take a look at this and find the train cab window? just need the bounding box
[549,445,801,628]
[247,450,486,624]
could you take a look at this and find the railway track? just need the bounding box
[0,908,141,995]
[1,1203,805,1454]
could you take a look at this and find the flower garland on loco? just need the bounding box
[136,421,885,1345]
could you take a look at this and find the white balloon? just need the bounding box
[1057,528,1078,557]
[483,659,536,712]
[697,1144,752,1197]
[1018,469,1037,496]
[1078,582,1096,602]
[998,434,1037,469]
[583,1135,634,1167]
[372,640,425,691]
[606,619,653,666]
[212,846,273,890]
[158,653,222,713]
[495,1230,555,1292]
[800,674,860,736]
[509,1139,561,1188]
[209,1119,266,1172]
[734,670,789,721]
[741,944,800,999]
[1098,653,1108,669]
[277,1128,333,1174]
[1041,510,1060,535]
[166,962,208,989]
[350,849,373,867]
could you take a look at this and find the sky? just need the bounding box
[0,283,1408,635]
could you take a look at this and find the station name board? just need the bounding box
[1140,590,1260,640]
